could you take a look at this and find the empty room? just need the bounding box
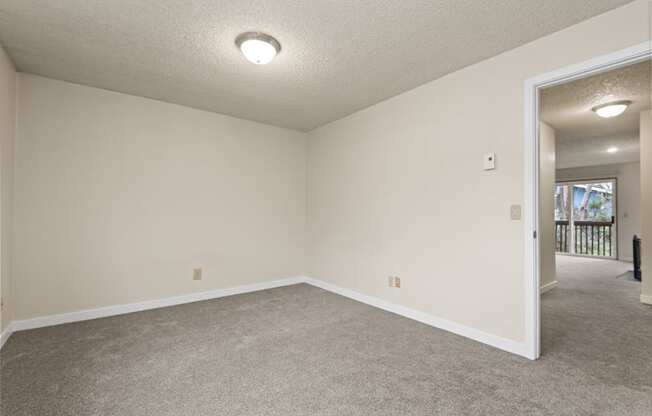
[0,1,651,415]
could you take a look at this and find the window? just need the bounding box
[554,180,616,257]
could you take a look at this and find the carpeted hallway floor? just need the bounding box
[2,256,651,415]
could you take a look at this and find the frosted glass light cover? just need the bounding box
[240,39,277,64]
[592,101,631,118]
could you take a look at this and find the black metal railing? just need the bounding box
[556,220,570,253]
[555,217,614,257]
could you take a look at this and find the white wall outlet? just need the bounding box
[483,152,496,170]
[193,268,202,280]
[388,276,401,288]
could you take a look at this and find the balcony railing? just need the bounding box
[555,218,614,257]
[556,220,570,253]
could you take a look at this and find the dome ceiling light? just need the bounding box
[235,32,281,65]
[591,100,632,118]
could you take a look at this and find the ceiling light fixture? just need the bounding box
[606,147,619,153]
[591,100,632,118]
[235,32,281,65]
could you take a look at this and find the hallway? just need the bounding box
[541,255,651,392]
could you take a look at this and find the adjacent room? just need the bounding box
[538,60,651,379]
[0,1,651,415]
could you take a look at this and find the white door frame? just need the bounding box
[523,41,651,360]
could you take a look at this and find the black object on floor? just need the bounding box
[633,235,642,281]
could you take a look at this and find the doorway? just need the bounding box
[523,42,651,360]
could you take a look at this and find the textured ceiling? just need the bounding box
[0,0,636,131]
[541,60,651,142]
[556,133,640,169]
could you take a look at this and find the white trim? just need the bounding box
[523,41,652,361]
[303,277,530,358]
[523,69,540,360]
[540,281,558,295]
[11,277,303,332]
[0,322,14,350]
[641,294,652,306]
[2,275,534,358]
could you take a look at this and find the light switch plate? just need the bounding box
[510,204,522,221]
[483,152,496,170]
[193,268,202,280]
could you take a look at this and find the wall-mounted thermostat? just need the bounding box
[483,152,496,170]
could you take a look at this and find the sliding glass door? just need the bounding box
[555,179,616,258]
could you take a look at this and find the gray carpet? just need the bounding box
[615,270,638,281]
[2,256,651,415]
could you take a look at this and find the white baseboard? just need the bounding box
[3,275,531,359]
[641,294,652,305]
[540,280,558,295]
[10,277,304,333]
[0,322,13,350]
[302,277,530,359]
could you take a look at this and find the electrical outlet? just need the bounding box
[193,268,202,280]
[388,276,401,288]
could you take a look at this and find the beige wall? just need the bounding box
[539,122,556,291]
[307,1,650,343]
[13,74,307,320]
[641,110,652,304]
[5,1,651,344]
[0,45,16,332]
[557,162,641,262]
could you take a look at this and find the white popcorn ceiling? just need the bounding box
[541,60,651,142]
[0,0,636,131]
[556,133,641,169]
